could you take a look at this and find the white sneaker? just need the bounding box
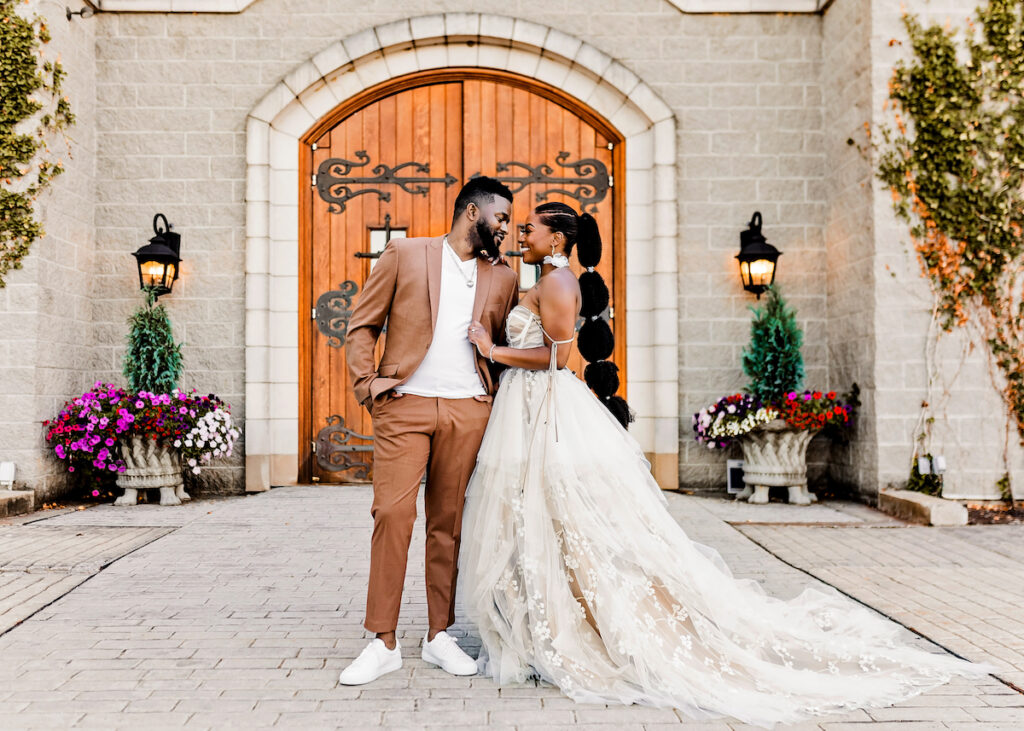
[421,631,477,676]
[338,638,402,685]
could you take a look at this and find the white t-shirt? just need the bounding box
[395,240,487,398]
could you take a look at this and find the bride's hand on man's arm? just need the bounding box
[468,320,493,354]
[470,320,512,367]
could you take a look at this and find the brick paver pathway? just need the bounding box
[738,523,1024,691]
[0,524,173,636]
[0,500,221,637]
[0,487,1019,729]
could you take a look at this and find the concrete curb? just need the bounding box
[878,488,968,526]
[0,491,34,519]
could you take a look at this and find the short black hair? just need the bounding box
[452,176,513,223]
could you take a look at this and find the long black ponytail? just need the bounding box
[535,203,634,428]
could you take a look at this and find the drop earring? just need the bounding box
[543,240,569,269]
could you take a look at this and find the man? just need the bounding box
[339,177,519,685]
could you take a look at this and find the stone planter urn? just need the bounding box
[114,436,190,506]
[735,419,818,505]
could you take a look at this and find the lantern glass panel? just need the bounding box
[749,258,774,286]
[140,260,171,290]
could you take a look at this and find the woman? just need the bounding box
[462,202,991,728]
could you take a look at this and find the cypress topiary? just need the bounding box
[742,285,804,403]
[123,289,183,394]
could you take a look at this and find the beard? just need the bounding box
[471,219,503,260]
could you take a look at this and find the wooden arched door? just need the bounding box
[299,70,625,483]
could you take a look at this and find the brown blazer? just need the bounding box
[346,236,520,408]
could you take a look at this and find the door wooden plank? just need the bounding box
[411,85,431,239]
[480,80,497,184]
[341,105,372,481]
[512,85,532,278]
[463,80,482,185]
[322,104,366,482]
[493,81,516,275]
[393,87,414,247]
[444,82,462,232]
[346,100,381,477]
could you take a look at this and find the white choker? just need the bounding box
[543,254,570,268]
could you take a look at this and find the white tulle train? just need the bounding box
[458,306,991,728]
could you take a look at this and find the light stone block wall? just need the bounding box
[822,0,877,498]
[0,2,99,502]
[91,11,250,494]
[10,0,1013,501]
[869,0,1024,500]
[87,0,830,494]
[667,13,829,489]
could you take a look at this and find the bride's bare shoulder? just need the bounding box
[537,270,580,310]
[538,269,579,294]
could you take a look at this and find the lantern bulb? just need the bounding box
[749,259,774,285]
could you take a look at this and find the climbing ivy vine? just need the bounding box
[876,0,1024,447]
[0,0,75,286]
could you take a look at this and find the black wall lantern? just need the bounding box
[65,5,97,22]
[736,211,780,299]
[133,213,181,297]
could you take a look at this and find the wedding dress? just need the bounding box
[459,305,991,728]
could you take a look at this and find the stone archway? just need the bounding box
[244,13,679,492]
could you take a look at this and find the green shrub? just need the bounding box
[742,286,805,404]
[123,290,183,393]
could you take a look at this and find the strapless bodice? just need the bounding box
[505,305,546,349]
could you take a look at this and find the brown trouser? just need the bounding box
[365,393,492,633]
